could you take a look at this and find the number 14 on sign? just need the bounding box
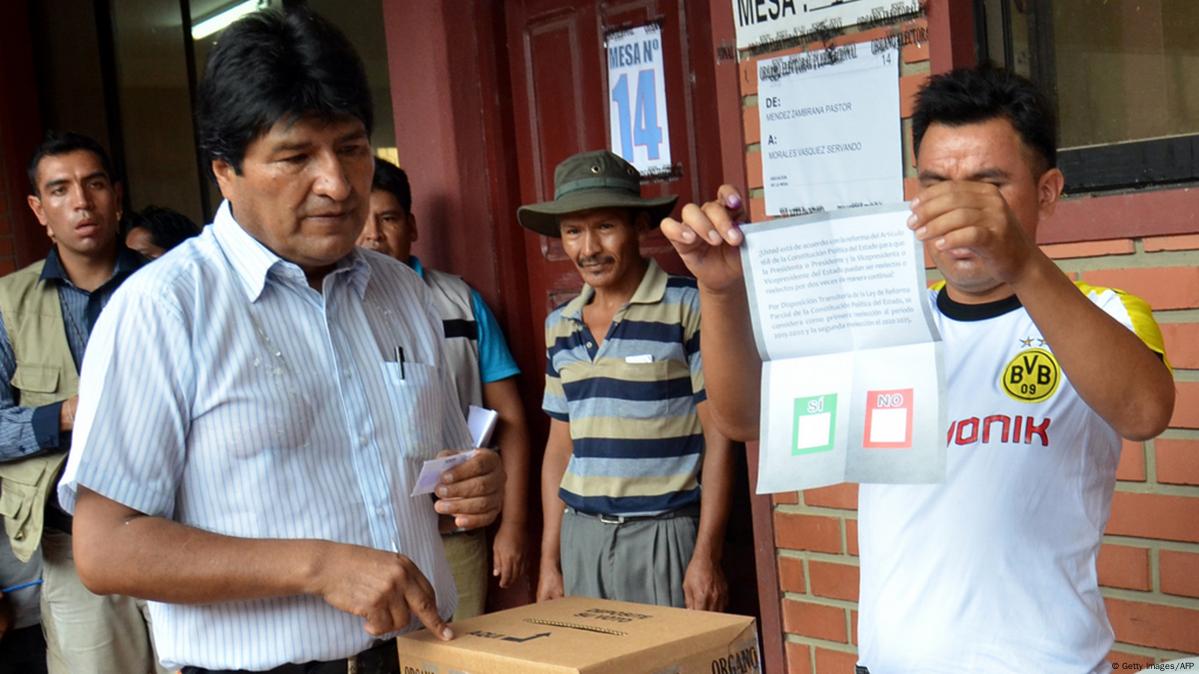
[606,24,672,174]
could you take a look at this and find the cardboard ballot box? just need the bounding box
[396,597,760,674]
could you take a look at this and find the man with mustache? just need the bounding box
[0,131,162,673]
[54,8,504,673]
[519,150,733,612]
[358,157,530,618]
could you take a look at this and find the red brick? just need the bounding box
[773,491,800,505]
[1040,239,1135,260]
[1156,439,1199,485]
[808,560,859,602]
[1096,544,1151,591]
[850,610,858,645]
[1079,267,1199,310]
[739,58,757,96]
[900,20,929,64]
[1160,323,1199,369]
[1108,650,1155,669]
[749,197,767,224]
[775,512,843,553]
[779,555,806,593]
[845,519,859,556]
[743,105,760,145]
[904,124,915,174]
[899,73,929,119]
[1106,492,1199,543]
[1160,550,1199,599]
[814,647,859,673]
[746,153,763,190]
[803,483,858,510]
[785,641,812,674]
[1117,439,1146,482]
[782,599,847,643]
[1171,382,1199,429]
[1105,597,1199,652]
[1144,234,1199,252]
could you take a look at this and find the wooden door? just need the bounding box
[504,0,760,620]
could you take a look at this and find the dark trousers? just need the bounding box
[0,624,48,674]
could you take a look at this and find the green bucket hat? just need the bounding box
[517,150,678,237]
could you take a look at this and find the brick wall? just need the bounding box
[736,14,1199,673]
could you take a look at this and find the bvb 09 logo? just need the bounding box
[1002,348,1061,403]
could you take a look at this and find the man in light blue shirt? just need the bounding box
[56,8,505,673]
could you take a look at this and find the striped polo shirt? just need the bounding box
[543,259,706,516]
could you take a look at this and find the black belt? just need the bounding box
[182,640,398,674]
[567,503,700,525]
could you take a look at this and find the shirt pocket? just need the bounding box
[381,361,446,460]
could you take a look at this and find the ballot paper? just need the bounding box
[410,405,497,497]
[740,204,947,492]
[468,405,499,449]
[411,449,479,497]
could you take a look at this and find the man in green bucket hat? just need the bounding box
[519,150,734,611]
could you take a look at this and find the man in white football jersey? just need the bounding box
[661,66,1175,673]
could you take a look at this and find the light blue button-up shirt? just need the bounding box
[59,201,471,670]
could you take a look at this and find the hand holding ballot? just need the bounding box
[430,448,506,531]
[909,178,1040,289]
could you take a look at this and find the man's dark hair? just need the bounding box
[27,131,115,195]
[127,206,202,252]
[912,65,1057,173]
[371,158,412,214]
[196,8,373,174]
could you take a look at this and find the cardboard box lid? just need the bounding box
[397,597,759,674]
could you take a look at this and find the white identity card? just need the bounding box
[740,204,947,492]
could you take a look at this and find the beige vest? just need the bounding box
[0,260,77,562]
[424,268,482,417]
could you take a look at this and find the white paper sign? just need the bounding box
[758,43,903,217]
[740,204,946,492]
[732,0,920,50]
[607,24,672,176]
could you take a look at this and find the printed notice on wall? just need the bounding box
[757,43,903,217]
[607,23,672,176]
[739,204,946,491]
[732,0,920,50]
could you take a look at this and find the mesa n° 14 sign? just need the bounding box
[606,23,672,177]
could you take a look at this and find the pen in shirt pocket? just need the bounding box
[392,346,406,379]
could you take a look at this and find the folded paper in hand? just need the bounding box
[411,449,479,497]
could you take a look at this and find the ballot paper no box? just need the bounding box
[395,597,760,674]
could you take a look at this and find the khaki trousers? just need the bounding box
[441,528,487,620]
[41,529,168,674]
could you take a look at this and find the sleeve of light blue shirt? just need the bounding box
[469,288,519,383]
[58,284,194,516]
